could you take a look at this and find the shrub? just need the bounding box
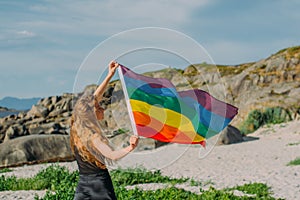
[240,107,292,134]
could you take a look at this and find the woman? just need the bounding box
[70,61,139,200]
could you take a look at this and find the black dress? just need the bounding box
[74,148,117,200]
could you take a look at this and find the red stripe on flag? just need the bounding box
[133,111,205,146]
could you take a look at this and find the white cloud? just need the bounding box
[0,29,36,41]
[16,30,36,38]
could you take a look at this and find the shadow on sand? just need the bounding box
[242,136,260,143]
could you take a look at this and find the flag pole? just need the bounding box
[117,66,138,136]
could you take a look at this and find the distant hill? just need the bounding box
[0,97,41,110]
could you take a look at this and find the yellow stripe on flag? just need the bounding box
[130,99,205,141]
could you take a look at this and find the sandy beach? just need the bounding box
[1,120,299,200]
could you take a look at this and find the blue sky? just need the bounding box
[0,0,299,99]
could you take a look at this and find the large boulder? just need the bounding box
[0,135,74,168]
[217,125,244,145]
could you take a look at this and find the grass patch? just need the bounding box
[232,182,273,198]
[110,167,188,186]
[190,178,214,187]
[0,164,282,199]
[116,186,200,200]
[190,178,203,186]
[216,63,252,76]
[0,165,78,199]
[287,141,300,146]
[274,46,300,59]
[0,168,12,173]
[287,157,300,166]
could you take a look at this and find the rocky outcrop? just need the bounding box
[0,93,78,143]
[180,46,300,125]
[0,46,300,167]
[0,135,73,168]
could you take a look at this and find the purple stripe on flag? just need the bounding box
[120,65,175,88]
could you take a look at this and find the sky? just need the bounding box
[0,0,299,99]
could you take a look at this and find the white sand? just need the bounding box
[1,120,299,200]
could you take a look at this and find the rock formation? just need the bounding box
[0,93,76,144]
[0,46,300,168]
[0,135,73,167]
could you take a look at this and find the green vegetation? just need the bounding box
[110,167,188,186]
[0,165,77,199]
[239,107,292,135]
[183,62,253,78]
[0,168,12,173]
[190,178,203,186]
[287,141,300,146]
[109,128,130,137]
[0,164,282,199]
[232,183,273,198]
[116,187,200,200]
[274,46,300,59]
[287,157,300,166]
[286,46,300,54]
[189,179,214,187]
[216,63,252,76]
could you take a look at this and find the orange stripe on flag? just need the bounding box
[133,111,205,144]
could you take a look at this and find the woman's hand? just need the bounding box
[129,135,139,151]
[108,61,119,76]
[93,60,119,102]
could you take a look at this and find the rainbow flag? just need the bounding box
[118,65,238,146]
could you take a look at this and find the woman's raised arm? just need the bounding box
[93,61,119,102]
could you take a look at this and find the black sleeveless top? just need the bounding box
[74,147,107,174]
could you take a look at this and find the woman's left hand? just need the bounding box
[129,135,139,150]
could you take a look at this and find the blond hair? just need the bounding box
[70,93,112,168]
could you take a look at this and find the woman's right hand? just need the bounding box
[108,60,119,76]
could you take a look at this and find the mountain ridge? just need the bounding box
[0,96,41,110]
